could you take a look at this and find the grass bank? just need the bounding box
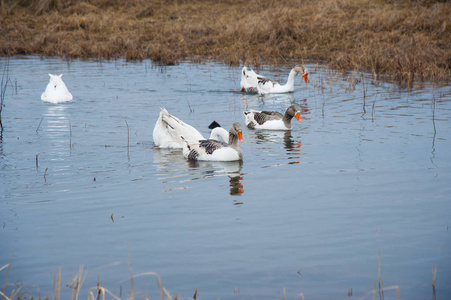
[0,0,450,84]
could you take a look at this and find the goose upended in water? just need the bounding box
[181,122,244,161]
[153,108,229,149]
[244,105,302,130]
[240,66,260,93]
[41,73,73,103]
[240,65,309,95]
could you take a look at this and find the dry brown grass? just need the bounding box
[1,259,181,300]
[0,0,450,83]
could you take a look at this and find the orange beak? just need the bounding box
[237,131,243,142]
[302,72,309,83]
[295,111,302,122]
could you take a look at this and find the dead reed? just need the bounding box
[357,251,401,300]
[125,119,130,160]
[0,253,440,300]
[432,264,437,300]
[0,0,449,84]
[0,58,9,134]
[432,264,437,288]
[1,258,178,300]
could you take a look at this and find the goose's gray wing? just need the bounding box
[253,111,284,125]
[199,139,228,154]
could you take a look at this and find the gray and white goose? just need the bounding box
[181,122,244,161]
[244,105,302,130]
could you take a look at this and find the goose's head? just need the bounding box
[287,105,302,122]
[294,65,309,83]
[229,122,243,142]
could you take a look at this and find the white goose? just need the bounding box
[153,108,228,149]
[41,73,73,103]
[257,65,309,95]
[244,105,302,130]
[240,65,308,94]
[181,122,244,161]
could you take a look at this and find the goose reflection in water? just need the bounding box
[153,149,244,196]
[187,160,244,196]
[40,103,73,156]
[152,148,187,177]
[44,104,70,133]
[253,131,302,165]
[283,131,302,164]
[229,174,244,196]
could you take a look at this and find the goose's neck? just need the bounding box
[210,128,229,142]
[282,111,294,129]
[229,133,239,147]
[229,132,243,159]
[283,69,298,89]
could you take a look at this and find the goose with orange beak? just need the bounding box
[181,122,244,161]
[256,65,309,95]
[244,105,302,130]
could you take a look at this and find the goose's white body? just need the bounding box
[41,74,73,103]
[153,108,228,148]
[244,115,289,130]
[185,146,242,162]
[182,123,243,162]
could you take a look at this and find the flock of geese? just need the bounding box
[40,65,309,162]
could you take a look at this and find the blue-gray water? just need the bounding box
[0,57,450,300]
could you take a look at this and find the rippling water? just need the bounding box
[1,57,450,299]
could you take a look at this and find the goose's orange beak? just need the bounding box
[302,72,309,83]
[237,131,243,142]
[295,111,302,122]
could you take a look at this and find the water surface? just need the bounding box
[0,57,450,299]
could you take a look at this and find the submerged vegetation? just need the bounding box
[0,0,450,84]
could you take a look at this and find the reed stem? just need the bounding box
[125,120,130,159]
[432,264,437,288]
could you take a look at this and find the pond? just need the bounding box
[0,57,450,300]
